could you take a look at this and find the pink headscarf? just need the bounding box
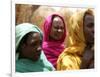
[42,14,66,68]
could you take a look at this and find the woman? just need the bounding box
[42,14,67,69]
[16,23,55,72]
[80,9,94,69]
[57,9,94,70]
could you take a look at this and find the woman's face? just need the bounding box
[49,16,65,40]
[21,32,42,61]
[83,14,94,44]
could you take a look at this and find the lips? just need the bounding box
[34,51,41,60]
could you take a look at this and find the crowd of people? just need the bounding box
[15,8,94,73]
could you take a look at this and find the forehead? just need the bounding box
[53,16,63,22]
[27,32,41,41]
[84,14,94,22]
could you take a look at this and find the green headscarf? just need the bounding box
[16,23,55,72]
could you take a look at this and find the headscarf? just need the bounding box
[16,23,55,72]
[57,9,94,70]
[42,14,66,68]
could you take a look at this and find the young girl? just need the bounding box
[16,23,55,72]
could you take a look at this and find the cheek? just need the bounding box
[84,28,89,39]
[62,31,64,34]
[50,29,56,36]
[86,29,92,36]
[84,29,93,41]
[24,46,34,54]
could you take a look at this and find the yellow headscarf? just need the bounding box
[57,9,94,70]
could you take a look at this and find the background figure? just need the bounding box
[42,14,67,69]
[16,23,55,72]
[57,9,94,70]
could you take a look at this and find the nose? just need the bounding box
[37,46,42,52]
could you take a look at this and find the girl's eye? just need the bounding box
[31,43,36,47]
[31,41,42,47]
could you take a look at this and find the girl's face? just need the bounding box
[21,32,42,61]
[83,14,94,44]
[49,16,65,40]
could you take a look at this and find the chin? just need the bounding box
[33,58,39,62]
[36,56,40,60]
[32,55,40,62]
[54,37,62,40]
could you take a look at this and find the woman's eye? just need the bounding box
[54,26,58,29]
[31,43,36,47]
[31,41,42,47]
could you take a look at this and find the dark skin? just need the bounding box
[49,16,65,41]
[80,13,94,69]
[19,32,42,62]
